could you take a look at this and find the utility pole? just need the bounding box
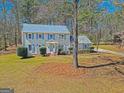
[73,0,79,68]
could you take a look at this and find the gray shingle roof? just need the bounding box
[22,24,70,34]
[78,36,92,44]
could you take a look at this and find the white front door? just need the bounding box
[47,43,57,54]
[49,44,55,53]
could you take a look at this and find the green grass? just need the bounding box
[0,53,124,93]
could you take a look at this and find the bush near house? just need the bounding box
[58,48,68,55]
[58,48,62,55]
[79,47,95,54]
[17,47,28,58]
[69,47,73,54]
[90,46,95,53]
[40,47,46,56]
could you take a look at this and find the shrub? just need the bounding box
[90,47,95,53]
[58,48,62,55]
[69,47,73,54]
[17,47,28,58]
[60,51,67,55]
[58,48,68,55]
[40,47,46,56]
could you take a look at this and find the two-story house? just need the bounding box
[22,24,70,54]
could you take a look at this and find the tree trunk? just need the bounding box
[3,34,7,51]
[3,0,7,51]
[15,0,20,46]
[73,0,78,68]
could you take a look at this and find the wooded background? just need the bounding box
[0,0,124,50]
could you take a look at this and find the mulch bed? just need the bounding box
[34,63,86,78]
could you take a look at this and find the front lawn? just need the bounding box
[0,53,124,93]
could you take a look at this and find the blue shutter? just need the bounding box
[53,34,55,40]
[42,34,44,39]
[36,33,38,39]
[32,33,34,39]
[50,34,52,40]
[48,34,49,40]
[26,33,28,39]
[37,44,39,47]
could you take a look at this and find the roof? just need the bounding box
[22,24,70,34]
[78,35,92,44]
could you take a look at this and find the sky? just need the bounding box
[0,0,123,15]
[98,0,123,13]
[0,0,14,15]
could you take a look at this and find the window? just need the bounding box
[28,45,32,51]
[29,34,32,39]
[39,45,41,47]
[39,34,42,39]
[48,34,55,40]
[59,34,66,40]
[50,34,53,39]
[39,34,44,39]
[84,44,87,49]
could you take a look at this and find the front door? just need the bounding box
[49,44,55,53]
[47,43,58,54]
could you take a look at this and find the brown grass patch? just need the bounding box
[34,63,86,78]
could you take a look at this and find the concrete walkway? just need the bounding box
[94,48,124,57]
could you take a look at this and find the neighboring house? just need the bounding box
[22,24,70,54]
[78,36,92,50]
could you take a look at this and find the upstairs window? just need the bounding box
[48,34,55,40]
[39,34,42,39]
[39,34,44,39]
[29,34,32,39]
[49,34,53,39]
[59,34,66,40]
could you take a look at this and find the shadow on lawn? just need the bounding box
[21,56,35,59]
[79,61,124,69]
[79,62,124,76]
